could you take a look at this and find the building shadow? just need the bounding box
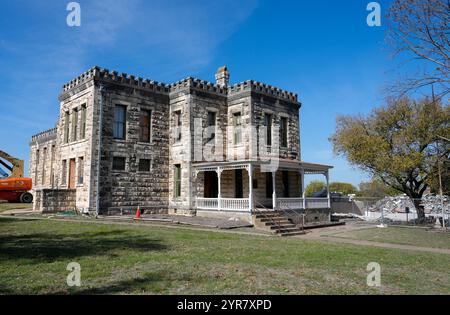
[0,229,167,263]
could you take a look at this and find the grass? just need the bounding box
[0,203,32,213]
[328,227,450,250]
[0,217,449,295]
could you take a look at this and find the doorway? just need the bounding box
[204,171,218,198]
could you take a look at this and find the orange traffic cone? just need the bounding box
[134,206,142,220]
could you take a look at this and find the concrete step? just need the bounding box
[280,231,306,237]
[269,224,297,230]
[259,217,290,223]
[274,227,303,234]
[263,220,292,226]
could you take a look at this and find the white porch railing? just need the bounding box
[277,198,304,210]
[222,198,249,211]
[196,198,249,211]
[196,197,329,211]
[305,198,329,209]
[196,198,218,210]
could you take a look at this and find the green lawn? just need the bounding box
[0,203,32,213]
[0,218,449,295]
[328,227,450,250]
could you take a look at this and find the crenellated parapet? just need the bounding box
[61,66,298,103]
[61,66,170,95]
[169,77,227,96]
[229,80,298,103]
[30,127,57,145]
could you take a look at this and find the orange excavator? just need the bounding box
[0,150,33,203]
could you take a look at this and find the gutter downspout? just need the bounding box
[95,84,105,217]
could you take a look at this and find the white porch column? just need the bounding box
[325,170,331,208]
[248,164,253,212]
[216,167,222,211]
[272,171,277,211]
[301,169,306,209]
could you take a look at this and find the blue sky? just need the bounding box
[0,0,402,186]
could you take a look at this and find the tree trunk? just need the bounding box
[413,198,425,222]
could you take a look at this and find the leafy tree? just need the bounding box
[305,181,358,196]
[357,178,401,198]
[387,0,450,99]
[305,181,326,197]
[330,97,450,219]
[329,182,358,195]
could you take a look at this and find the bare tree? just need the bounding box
[387,0,450,99]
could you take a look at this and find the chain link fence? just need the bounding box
[332,195,450,228]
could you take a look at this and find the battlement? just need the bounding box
[31,127,57,144]
[61,66,298,103]
[62,66,170,94]
[169,77,227,96]
[229,80,298,103]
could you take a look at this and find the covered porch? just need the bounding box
[193,160,333,213]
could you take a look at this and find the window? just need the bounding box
[233,112,242,145]
[174,164,181,198]
[64,111,70,143]
[139,159,151,172]
[35,149,40,182]
[173,110,182,142]
[282,171,289,198]
[50,145,55,187]
[112,157,126,171]
[264,114,272,146]
[139,109,152,143]
[113,105,127,139]
[280,117,288,147]
[61,160,67,185]
[78,157,84,184]
[42,148,47,185]
[207,111,216,142]
[71,108,78,142]
[80,104,86,139]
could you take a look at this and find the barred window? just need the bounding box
[113,105,126,140]
[139,159,151,172]
[280,117,288,147]
[112,157,126,171]
[174,164,181,198]
[233,112,242,145]
[173,110,182,142]
[139,110,152,143]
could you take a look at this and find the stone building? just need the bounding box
[29,66,332,223]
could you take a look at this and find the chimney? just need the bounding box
[215,66,230,88]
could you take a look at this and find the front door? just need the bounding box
[204,171,218,198]
[235,169,243,198]
[68,158,76,189]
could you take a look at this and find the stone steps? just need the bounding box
[254,211,305,237]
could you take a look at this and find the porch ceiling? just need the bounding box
[192,159,333,174]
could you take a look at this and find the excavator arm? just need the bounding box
[0,150,24,178]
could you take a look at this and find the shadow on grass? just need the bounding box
[0,229,168,263]
[52,271,190,295]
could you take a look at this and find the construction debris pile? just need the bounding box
[370,195,416,213]
[369,194,450,214]
[420,194,450,214]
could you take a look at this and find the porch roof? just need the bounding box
[192,159,333,174]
